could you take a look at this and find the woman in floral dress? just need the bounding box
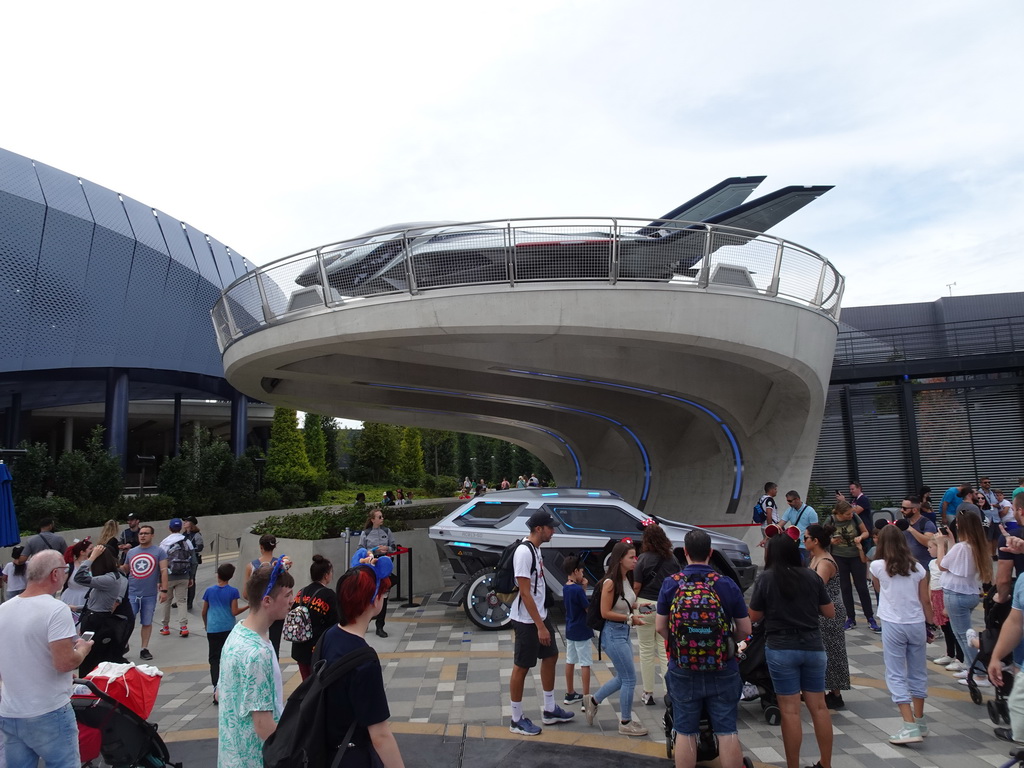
[806,523,851,710]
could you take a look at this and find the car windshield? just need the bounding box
[547,504,644,536]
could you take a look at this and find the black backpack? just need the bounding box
[491,539,536,600]
[586,579,607,632]
[263,645,378,768]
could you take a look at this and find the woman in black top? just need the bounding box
[631,523,680,705]
[320,563,404,767]
[749,534,835,768]
[291,554,339,681]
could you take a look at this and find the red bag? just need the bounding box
[86,662,163,719]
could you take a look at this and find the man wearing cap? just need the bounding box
[159,519,195,638]
[508,510,575,736]
[118,513,141,565]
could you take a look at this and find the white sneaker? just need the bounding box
[945,660,965,672]
[932,655,954,665]
[959,677,992,687]
[966,628,980,649]
[953,670,970,679]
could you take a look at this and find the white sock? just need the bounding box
[543,690,556,711]
[511,700,523,722]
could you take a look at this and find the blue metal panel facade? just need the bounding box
[0,146,249,389]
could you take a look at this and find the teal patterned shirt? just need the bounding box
[217,623,283,768]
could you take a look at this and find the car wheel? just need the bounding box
[463,568,513,630]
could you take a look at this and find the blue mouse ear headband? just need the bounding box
[350,548,394,605]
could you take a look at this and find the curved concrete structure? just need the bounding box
[218,217,842,523]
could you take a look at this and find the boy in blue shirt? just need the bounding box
[202,563,248,703]
[562,555,593,705]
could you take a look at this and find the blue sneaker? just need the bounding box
[868,617,881,633]
[510,716,542,735]
[563,692,584,705]
[542,704,576,724]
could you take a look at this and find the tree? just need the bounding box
[265,408,315,490]
[303,412,328,476]
[456,433,473,480]
[320,415,340,473]
[494,440,515,485]
[352,422,402,483]
[157,425,255,516]
[420,429,457,476]
[397,427,425,485]
[10,441,54,509]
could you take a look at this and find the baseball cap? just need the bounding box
[184,515,198,525]
[126,512,139,521]
[526,511,556,530]
[169,518,183,531]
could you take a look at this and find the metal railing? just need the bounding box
[833,315,1024,368]
[211,218,845,351]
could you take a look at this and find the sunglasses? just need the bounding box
[261,557,288,600]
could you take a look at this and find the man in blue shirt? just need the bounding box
[780,491,817,565]
[940,483,970,525]
[656,529,751,768]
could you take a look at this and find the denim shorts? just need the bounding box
[765,646,827,696]
[565,637,593,667]
[128,593,157,626]
[667,665,742,736]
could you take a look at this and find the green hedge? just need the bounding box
[251,504,446,540]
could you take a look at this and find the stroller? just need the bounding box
[738,621,781,725]
[72,677,181,768]
[964,585,1014,714]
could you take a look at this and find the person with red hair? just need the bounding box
[319,561,405,767]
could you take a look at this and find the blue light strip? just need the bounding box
[506,369,744,505]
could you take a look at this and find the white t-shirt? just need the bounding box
[870,559,926,624]
[928,558,943,592]
[2,562,27,593]
[0,594,77,718]
[940,541,982,595]
[510,540,546,624]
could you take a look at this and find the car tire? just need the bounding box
[463,568,513,630]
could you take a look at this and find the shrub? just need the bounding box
[251,504,447,540]
[279,484,306,508]
[19,496,79,531]
[117,495,179,521]
[424,475,460,497]
[257,487,283,511]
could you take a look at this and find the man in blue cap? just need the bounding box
[159,519,195,638]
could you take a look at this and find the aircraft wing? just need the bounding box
[636,176,766,235]
[703,185,833,233]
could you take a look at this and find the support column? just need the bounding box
[173,393,182,457]
[63,417,74,453]
[230,390,248,458]
[4,393,22,447]
[104,369,129,471]
[901,379,923,493]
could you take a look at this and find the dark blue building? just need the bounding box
[0,147,254,469]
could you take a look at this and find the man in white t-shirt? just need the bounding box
[507,510,575,736]
[0,549,94,768]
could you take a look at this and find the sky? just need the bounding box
[2,0,1022,308]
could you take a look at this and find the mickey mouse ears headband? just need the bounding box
[350,548,394,603]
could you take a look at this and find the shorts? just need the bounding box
[129,593,157,626]
[512,618,559,669]
[765,646,826,696]
[565,637,593,667]
[667,665,741,736]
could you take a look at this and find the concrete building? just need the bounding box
[215,216,844,523]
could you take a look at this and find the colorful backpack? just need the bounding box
[667,571,731,671]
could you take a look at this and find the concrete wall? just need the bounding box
[222,282,838,525]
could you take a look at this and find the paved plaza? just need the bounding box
[126,554,1018,767]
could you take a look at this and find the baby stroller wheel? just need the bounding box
[970,684,984,705]
[763,704,781,726]
[991,700,1003,724]
[743,759,754,768]
[1000,699,1012,724]
[666,731,674,759]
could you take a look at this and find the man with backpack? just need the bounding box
[158,518,195,638]
[656,529,751,768]
[506,511,575,736]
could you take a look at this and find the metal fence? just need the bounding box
[212,218,844,352]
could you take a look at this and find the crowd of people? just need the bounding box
[4,474,1024,768]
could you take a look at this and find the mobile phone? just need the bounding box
[938,525,949,535]
[80,631,95,642]
[834,489,842,495]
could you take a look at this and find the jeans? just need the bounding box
[593,620,637,720]
[880,621,928,703]
[765,646,827,696]
[943,589,980,670]
[0,702,80,768]
[834,554,875,622]
[667,665,742,736]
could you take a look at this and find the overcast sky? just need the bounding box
[3,1,1022,308]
